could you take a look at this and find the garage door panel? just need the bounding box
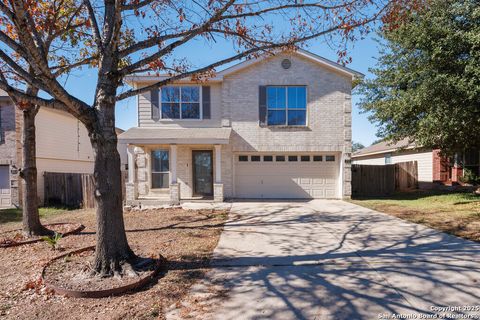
[235,155,339,199]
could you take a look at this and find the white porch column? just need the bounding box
[170,145,177,183]
[169,145,180,204]
[125,145,137,204]
[127,145,135,183]
[214,144,222,183]
[214,145,224,202]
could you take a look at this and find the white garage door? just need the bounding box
[235,154,339,199]
[0,165,12,208]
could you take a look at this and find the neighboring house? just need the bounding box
[0,90,124,208]
[352,139,480,188]
[119,50,361,205]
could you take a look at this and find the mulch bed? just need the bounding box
[0,207,227,319]
[0,223,85,248]
[42,246,165,298]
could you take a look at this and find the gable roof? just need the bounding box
[124,49,364,86]
[352,138,418,158]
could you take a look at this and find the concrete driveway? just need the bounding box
[168,200,480,320]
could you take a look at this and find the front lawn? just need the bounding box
[350,191,480,242]
[0,207,70,225]
[0,207,227,319]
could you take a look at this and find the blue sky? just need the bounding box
[63,34,382,147]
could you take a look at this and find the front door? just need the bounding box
[193,150,213,197]
[0,165,11,208]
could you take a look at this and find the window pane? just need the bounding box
[251,155,261,162]
[313,155,323,162]
[301,156,310,162]
[151,150,169,172]
[276,155,285,162]
[267,87,286,109]
[385,154,392,164]
[263,155,273,162]
[287,110,306,126]
[326,155,335,162]
[162,103,180,119]
[288,155,298,162]
[181,103,200,119]
[181,87,199,102]
[268,110,286,125]
[239,155,248,162]
[288,87,306,109]
[152,172,169,188]
[161,87,180,102]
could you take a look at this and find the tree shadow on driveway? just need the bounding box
[167,201,480,320]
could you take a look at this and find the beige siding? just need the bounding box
[352,156,386,166]
[36,108,94,162]
[35,107,95,204]
[137,83,223,128]
[352,149,433,187]
[391,150,433,184]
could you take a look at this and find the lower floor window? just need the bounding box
[151,150,169,188]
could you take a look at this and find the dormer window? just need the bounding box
[161,86,200,119]
[267,86,306,126]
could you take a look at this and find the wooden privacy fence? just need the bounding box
[352,161,418,197]
[44,171,126,209]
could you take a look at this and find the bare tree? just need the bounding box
[0,2,88,236]
[0,0,401,277]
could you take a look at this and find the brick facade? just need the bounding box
[0,102,20,207]
[123,51,355,203]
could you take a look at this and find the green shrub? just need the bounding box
[460,168,480,185]
[41,232,63,250]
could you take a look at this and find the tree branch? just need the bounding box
[117,7,387,101]
[118,0,236,75]
[0,49,49,91]
[122,0,156,11]
[83,0,103,50]
[220,1,361,20]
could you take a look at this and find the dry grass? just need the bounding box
[350,190,480,241]
[0,207,227,319]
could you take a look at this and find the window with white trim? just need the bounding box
[267,86,306,126]
[161,86,200,119]
[151,150,169,188]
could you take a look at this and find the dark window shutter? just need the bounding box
[202,86,211,119]
[151,89,160,121]
[259,86,267,126]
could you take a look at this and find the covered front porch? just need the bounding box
[120,127,232,206]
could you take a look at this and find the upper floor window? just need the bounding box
[267,86,306,126]
[161,86,200,119]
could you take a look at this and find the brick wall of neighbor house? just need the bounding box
[0,102,20,206]
[223,53,352,197]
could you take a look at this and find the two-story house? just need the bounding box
[119,50,361,205]
[0,89,96,208]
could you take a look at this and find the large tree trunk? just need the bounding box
[21,106,52,237]
[91,97,135,277]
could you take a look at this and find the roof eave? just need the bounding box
[352,145,418,158]
[118,137,230,145]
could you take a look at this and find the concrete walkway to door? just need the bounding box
[167,200,480,320]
